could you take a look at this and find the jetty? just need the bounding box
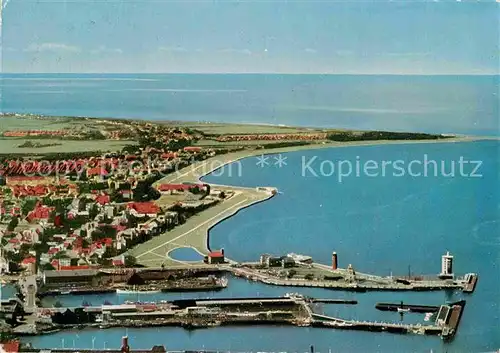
[230,251,479,293]
[312,300,466,340]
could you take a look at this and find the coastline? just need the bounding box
[128,136,485,267]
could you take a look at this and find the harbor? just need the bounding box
[9,294,467,341]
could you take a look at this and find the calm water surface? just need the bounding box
[1,73,498,136]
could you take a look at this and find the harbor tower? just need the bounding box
[121,336,130,353]
[332,252,338,270]
[439,251,454,279]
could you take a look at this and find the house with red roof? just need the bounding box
[183,146,202,153]
[205,249,225,264]
[161,152,177,160]
[87,167,109,179]
[21,257,36,266]
[26,203,54,223]
[127,202,161,217]
[1,341,20,353]
[157,183,196,192]
[112,255,125,267]
[95,193,111,206]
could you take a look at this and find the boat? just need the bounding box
[397,307,410,313]
[287,253,313,264]
[116,289,160,294]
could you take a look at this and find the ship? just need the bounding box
[116,289,161,294]
[287,253,313,264]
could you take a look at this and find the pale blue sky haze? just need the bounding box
[2,0,498,74]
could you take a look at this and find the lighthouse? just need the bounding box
[439,251,454,279]
[332,252,338,270]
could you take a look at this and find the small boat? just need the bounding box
[397,307,410,313]
[116,289,160,294]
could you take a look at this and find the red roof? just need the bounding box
[8,238,20,244]
[6,176,45,182]
[1,341,20,353]
[87,167,109,177]
[48,247,59,255]
[161,152,177,159]
[112,225,127,232]
[157,184,196,192]
[127,202,160,215]
[22,257,36,265]
[26,204,54,222]
[95,194,111,205]
[183,146,202,152]
[59,265,90,271]
[209,251,224,258]
[112,259,124,266]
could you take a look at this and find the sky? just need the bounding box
[1,0,498,74]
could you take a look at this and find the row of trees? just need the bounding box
[327,131,449,142]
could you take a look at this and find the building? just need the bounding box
[0,341,20,353]
[281,256,296,268]
[5,176,54,187]
[183,146,202,153]
[260,254,285,268]
[439,251,454,279]
[206,249,225,264]
[26,203,54,223]
[25,284,36,310]
[42,269,101,287]
[127,202,161,217]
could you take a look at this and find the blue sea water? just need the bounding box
[0,73,498,136]
[4,74,499,352]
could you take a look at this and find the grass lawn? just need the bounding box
[176,122,325,135]
[0,138,135,154]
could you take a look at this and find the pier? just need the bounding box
[25,295,466,339]
[230,250,479,293]
[312,300,466,339]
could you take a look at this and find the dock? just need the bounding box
[311,300,466,339]
[462,273,479,293]
[30,295,465,339]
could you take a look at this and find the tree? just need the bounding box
[40,263,55,271]
[7,217,19,231]
[89,204,99,219]
[304,273,315,281]
[124,255,137,267]
[287,269,297,279]
[21,199,38,216]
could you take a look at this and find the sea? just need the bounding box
[1,74,499,353]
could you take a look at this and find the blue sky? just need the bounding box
[2,0,498,74]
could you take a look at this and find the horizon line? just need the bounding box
[1,72,499,76]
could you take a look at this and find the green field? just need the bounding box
[0,116,77,132]
[176,122,325,135]
[0,138,135,155]
[0,116,121,133]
